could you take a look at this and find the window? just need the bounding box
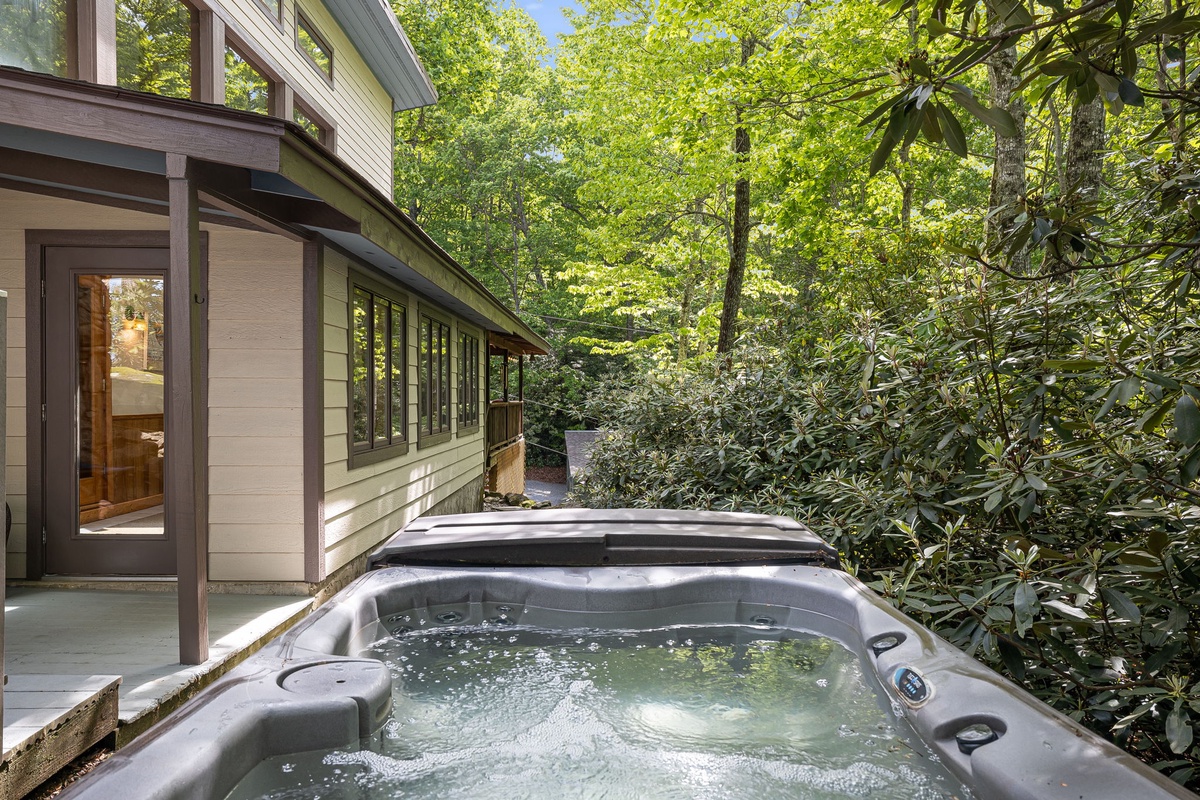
[255,0,281,22]
[351,286,406,456]
[419,315,451,441]
[224,45,269,115]
[293,99,332,146]
[296,13,332,80]
[458,332,480,431]
[0,0,70,76]
[116,0,192,99]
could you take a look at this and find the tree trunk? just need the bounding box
[717,37,754,355]
[985,2,1028,272]
[1064,97,1106,203]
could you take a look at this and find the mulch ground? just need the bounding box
[25,742,114,799]
[526,465,567,483]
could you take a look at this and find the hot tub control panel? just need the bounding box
[893,666,933,707]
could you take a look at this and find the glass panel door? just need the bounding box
[44,246,176,576]
[76,275,166,535]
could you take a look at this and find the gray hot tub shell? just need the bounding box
[59,510,1195,800]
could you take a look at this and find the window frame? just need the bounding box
[292,95,336,148]
[456,329,481,435]
[347,271,409,469]
[250,0,284,27]
[295,10,333,84]
[417,307,453,449]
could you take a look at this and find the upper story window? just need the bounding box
[255,0,281,23]
[224,45,269,115]
[419,314,452,442]
[458,332,480,431]
[116,0,193,100]
[351,284,407,460]
[296,13,332,81]
[0,0,70,76]
[293,99,333,146]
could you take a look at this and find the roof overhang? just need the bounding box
[0,68,547,355]
[325,0,438,112]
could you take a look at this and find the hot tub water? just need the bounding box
[227,610,968,800]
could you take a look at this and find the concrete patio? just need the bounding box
[2,585,315,797]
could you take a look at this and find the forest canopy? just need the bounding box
[391,0,1200,785]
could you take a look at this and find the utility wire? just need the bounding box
[525,439,569,458]
[521,397,602,423]
[528,313,663,336]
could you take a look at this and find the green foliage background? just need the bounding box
[390,0,1200,784]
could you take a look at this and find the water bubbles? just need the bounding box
[239,621,966,800]
[281,763,294,773]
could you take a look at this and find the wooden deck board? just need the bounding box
[2,675,121,800]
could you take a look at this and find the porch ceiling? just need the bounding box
[0,67,549,355]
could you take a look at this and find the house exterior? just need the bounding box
[0,0,547,664]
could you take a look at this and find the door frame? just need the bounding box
[25,230,209,579]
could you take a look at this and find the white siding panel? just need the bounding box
[210,552,305,582]
[319,248,489,576]
[205,229,306,580]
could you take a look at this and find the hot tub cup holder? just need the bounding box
[869,632,907,657]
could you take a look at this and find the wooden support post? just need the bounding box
[166,154,209,666]
[270,82,294,120]
[0,290,7,768]
[502,352,510,403]
[194,11,226,105]
[76,0,117,84]
[518,355,524,402]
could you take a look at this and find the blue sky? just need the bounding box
[518,0,584,45]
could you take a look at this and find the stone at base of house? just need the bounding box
[423,474,485,517]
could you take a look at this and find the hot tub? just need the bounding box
[60,510,1193,799]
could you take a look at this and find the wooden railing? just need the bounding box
[487,400,524,453]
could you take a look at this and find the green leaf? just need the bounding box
[1115,0,1133,24]
[927,17,952,38]
[1100,587,1142,623]
[1167,703,1194,754]
[936,103,968,157]
[1116,375,1141,403]
[1042,359,1106,371]
[998,637,1026,680]
[921,104,943,143]
[1175,395,1200,445]
[1118,78,1144,106]
[1014,581,1038,615]
[869,129,900,177]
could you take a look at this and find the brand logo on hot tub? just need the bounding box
[892,666,933,707]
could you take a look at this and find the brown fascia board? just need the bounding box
[0,66,283,172]
[278,134,551,355]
